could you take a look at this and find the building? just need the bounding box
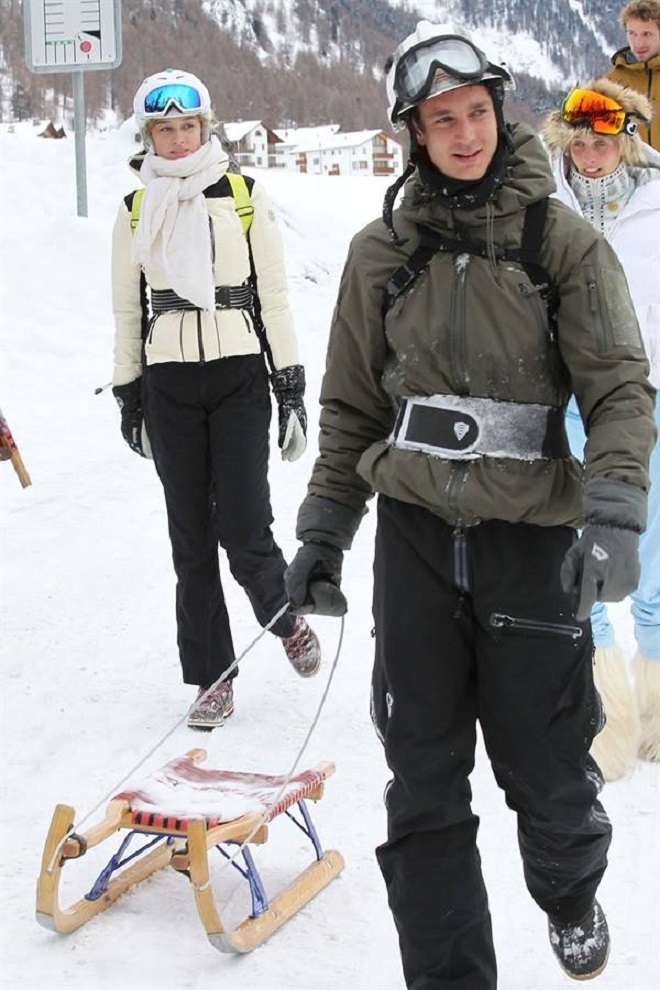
[286,129,403,176]
[221,120,282,170]
[222,121,403,176]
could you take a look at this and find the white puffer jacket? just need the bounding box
[549,148,660,388]
[111,163,299,386]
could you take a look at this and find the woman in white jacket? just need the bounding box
[111,69,321,730]
[543,77,660,779]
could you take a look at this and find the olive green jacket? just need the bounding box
[608,48,660,151]
[307,123,656,529]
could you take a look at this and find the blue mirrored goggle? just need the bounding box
[142,83,202,116]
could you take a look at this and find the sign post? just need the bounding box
[24,0,122,217]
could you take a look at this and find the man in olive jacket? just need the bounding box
[285,21,656,990]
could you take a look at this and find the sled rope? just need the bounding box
[47,606,344,874]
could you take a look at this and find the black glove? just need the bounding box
[560,478,646,621]
[561,525,640,621]
[112,379,148,458]
[271,365,307,462]
[285,542,347,616]
[285,494,364,616]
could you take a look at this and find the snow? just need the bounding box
[0,121,658,990]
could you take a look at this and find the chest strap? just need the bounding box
[150,281,255,314]
[391,394,569,462]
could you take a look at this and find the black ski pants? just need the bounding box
[371,495,611,990]
[142,355,295,688]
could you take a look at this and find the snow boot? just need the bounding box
[633,649,660,762]
[187,680,234,730]
[548,900,610,981]
[282,616,321,677]
[590,643,640,780]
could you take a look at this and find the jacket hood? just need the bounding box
[400,122,555,227]
[541,77,654,167]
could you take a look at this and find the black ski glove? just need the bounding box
[271,365,307,462]
[560,478,646,621]
[112,379,148,458]
[285,542,347,616]
[285,494,364,616]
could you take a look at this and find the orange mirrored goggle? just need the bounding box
[560,88,639,136]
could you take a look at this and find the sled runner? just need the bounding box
[36,749,344,953]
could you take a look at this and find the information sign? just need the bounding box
[25,0,122,73]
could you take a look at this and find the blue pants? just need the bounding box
[566,397,660,658]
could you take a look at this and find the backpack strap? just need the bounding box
[130,188,145,232]
[384,198,558,336]
[225,172,254,236]
[385,224,515,311]
[125,173,254,237]
[517,198,559,340]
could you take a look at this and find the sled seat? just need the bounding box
[36,749,344,953]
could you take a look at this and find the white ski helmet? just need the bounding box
[133,68,212,145]
[386,21,513,131]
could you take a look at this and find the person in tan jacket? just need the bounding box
[284,21,656,989]
[608,0,660,149]
[111,69,320,730]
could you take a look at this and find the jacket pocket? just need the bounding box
[489,611,583,640]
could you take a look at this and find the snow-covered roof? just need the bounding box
[273,124,340,147]
[293,130,386,153]
[221,120,264,142]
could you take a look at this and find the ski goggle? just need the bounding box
[560,88,639,136]
[394,35,501,105]
[142,83,203,117]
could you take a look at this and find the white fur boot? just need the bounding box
[632,650,660,762]
[590,643,640,781]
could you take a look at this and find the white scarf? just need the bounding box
[133,136,227,311]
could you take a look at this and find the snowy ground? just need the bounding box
[0,122,657,990]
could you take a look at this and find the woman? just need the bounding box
[542,77,660,778]
[111,69,320,731]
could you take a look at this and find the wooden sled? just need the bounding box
[36,749,344,953]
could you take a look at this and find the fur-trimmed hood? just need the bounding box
[542,77,654,166]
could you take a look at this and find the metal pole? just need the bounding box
[72,70,88,217]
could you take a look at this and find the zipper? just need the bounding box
[197,310,205,363]
[587,281,608,353]
[147,314,157,346]
[453,527,469,593]
[213,311,222,357]
[179,312,185,360]
[490,612,582,640]
[449,254,470,391]
[446,463,468,526]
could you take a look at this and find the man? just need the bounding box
[608,0,660,149]
[285,21,656,990]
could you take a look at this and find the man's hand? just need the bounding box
[285,542,347,616]
[560,523,640,621]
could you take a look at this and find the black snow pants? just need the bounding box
[142,355,295,688]
[371,495,611,990]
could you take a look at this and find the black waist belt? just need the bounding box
[390,395,570,461]
[150,281,255,314]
